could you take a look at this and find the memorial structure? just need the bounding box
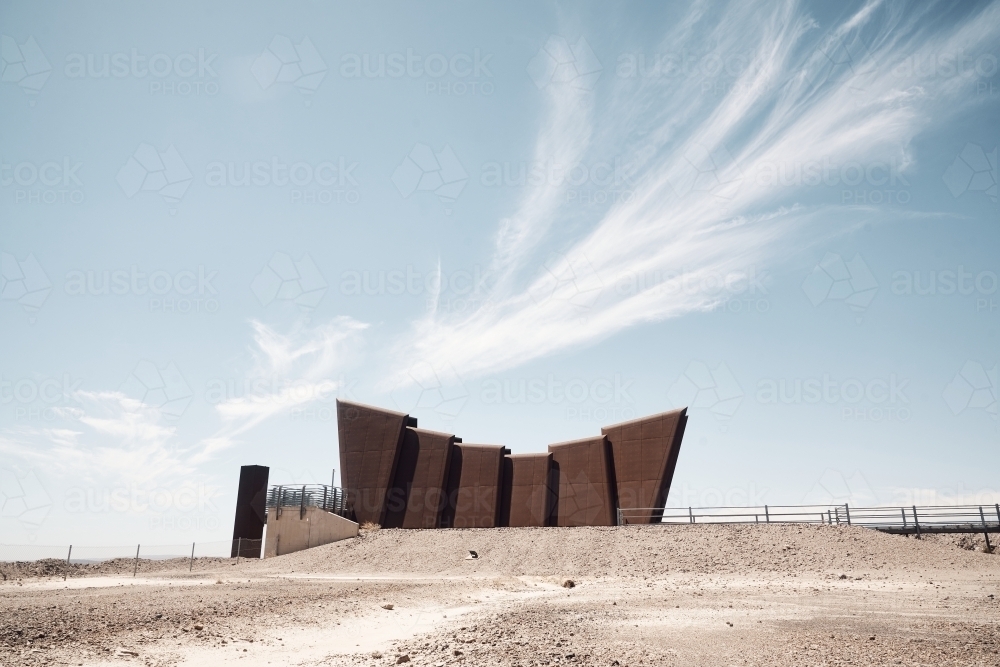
[335,399,687,528]
[232,400,689,550]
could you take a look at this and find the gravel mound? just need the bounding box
[268,524,997,578]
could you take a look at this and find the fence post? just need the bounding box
[995,503,999,526]
[844,504,851,525]
[912,506,921,539]
[189,543,195,572]
[688,507,694,524]
[980,507,993,553]
[133,544,140,577]
[764,505,769,523]
[300,485,306,520]
[901,507,907,530]
[66,545,72,564]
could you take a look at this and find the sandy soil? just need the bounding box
[1,525,998,666]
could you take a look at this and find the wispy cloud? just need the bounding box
[197,316,368,460]
[0,391,190,486]
[386,0,1000,385]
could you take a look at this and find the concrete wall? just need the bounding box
[263,506,358,558]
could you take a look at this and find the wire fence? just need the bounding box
[5,503,999,565]
[0,539,262,565]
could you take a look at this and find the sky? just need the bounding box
[1,0,998,552]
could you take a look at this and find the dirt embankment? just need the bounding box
[271,523,997,578]
[1,525,997,667]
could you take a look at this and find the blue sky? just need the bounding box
[1,0,998,548]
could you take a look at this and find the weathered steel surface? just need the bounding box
[384,427,455,529]
[499,453,553,527]
[602,408,687,523]
[231,465,269,557]
[336,399,408,525]
[441,443,506,528]
[548,436,617,527]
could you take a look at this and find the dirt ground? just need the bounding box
[1,525,998,667]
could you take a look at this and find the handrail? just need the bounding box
[617,502,1000,545]
[266,484,351,519]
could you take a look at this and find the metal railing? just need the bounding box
[618,503,1000,549]
[266,484,350,519]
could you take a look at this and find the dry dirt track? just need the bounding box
[1,525,998,667]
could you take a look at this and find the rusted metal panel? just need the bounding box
[499,453,553,527]
[548,436,616,526]
[441,443,506,528]
[384,427,455,529]
[336,399,408,525]
[602,408,687,523]
[231,465,269,557]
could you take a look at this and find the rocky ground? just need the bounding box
[0,525,997,666]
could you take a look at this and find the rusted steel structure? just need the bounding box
[499,453,553,528]
[334,399,688,528]
[602,408,688,524]
[441,443,508,528]
[336,400,411,526]
[384,427,456,529]
[548,436,617,527]
[231,465,269,557]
